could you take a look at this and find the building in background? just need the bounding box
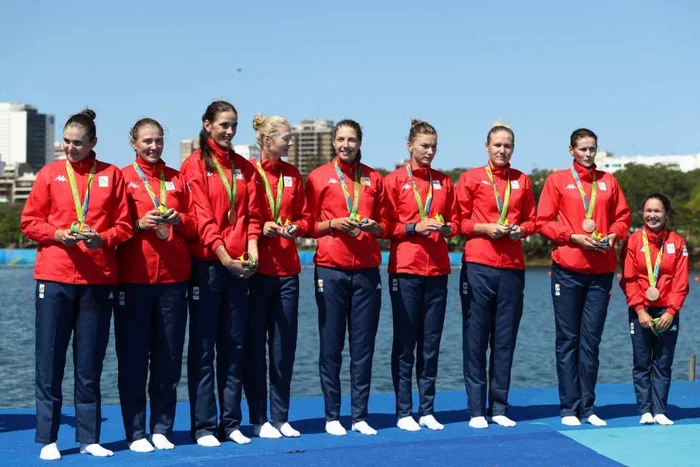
[233,144,259,160]
[596,150,700,173]
[0,103,54,173]
[180,139,195,166]
[288,119,334,177]
[53,141,66,161]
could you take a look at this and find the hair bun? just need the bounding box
[252,112,266,131]
[491,120,509,129]
[81,108,97,121]
[410,118,423,127]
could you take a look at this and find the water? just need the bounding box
[1,267,699,409]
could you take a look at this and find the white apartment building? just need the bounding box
[596,150,700,173]
[0,103,54,173]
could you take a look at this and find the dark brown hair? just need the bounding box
[199,100,238,171]
[332,119,363,162]
[570,128,597,148]
[64,108,97,141]
[129,118,164,142]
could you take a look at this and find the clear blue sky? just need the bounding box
[2,1,699,172]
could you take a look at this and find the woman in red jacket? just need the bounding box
[180,101,263,447]
[20,109,131,460]
[620,193,688,426]
[242,113,310,439]
[305,119,387,436]
[456,122,536,429]
[385,119,459,432]
[537,128,630,427]
[116,118,197,452]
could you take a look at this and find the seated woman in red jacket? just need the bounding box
[384,119,458,432]
[116,118,197,452]
[620,193,689,426]
[20,109,131,460]
[456,122,536,429]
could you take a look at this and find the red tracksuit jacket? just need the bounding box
[118,157,197,284]
[305,157,388,270]
[253,157,311,276]
[537,162,631,274]
[20,153,132,284]
[179,139,262,261]
[456,164,536,270]
[384,164,459,276]
[620,227,689,315]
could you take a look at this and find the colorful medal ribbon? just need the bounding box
[65,160,96,230]
[212,156,237,210]
[485,166,511,225]
[570,166,597,223]
[642,229,667,290]
[133,162,166,213]
[405,164,433,220]
[333,159,361,221]
[255,159,284,223]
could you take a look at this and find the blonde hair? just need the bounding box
[252,112,290,150]
[487,120,514,144]
[408,118,437,143]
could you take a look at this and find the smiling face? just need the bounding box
[643,197,668,232]
[263,124,293,160]
[204,110,238,149]
[485,130,514,167]
[408,134,437,168]
[63,125,97,163]
[333,125,361,164]
[570,136,597,168]
[131,124,164,165]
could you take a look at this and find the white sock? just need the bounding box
[491,415,517,428]
[419,415,444,431]
[275,422,301,438]
[351,421,377,436]
[639,412,654,424]
[561,416,581,426]
[79,443,114,457]
[151,433,175,450]
[39,443,61,461]
[586,414,607,427]
[325,420,347,436]
[469,416,488,429]
[196,434,221,447]
[254,422,282,439]
[396,416,421,431]
[654,414,674,426]
[229,429,251,445]
[128,438,154,453]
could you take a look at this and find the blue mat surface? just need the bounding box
[2,382,699,466]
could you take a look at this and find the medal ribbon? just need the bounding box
[65,160,96,228]
[333,160,361,220]
[211,156,237,209]
[255,159,284,222]
[133,162,166,210]
[485,166,510,225]
[405,164,433,220]
[642,229,667,288]
[570,167,597,221]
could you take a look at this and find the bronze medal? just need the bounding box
[156,224,170,240]
[227,208,237,226]
[582,219,596,233]
[646,287,660,301]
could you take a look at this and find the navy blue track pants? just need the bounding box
[551,262,613,418]
[460,263,524,417]
[315,266,381,423]
[187,259,248,440]
[389,273,448,418]
[34,281,113,444]
[243,273,299,425]
[629,306,679,415]
[114,282,187,442]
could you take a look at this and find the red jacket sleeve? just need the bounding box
[384,173,406,239]
[305,172,325,239]
[20,167,58,245]
[246,166,262,241]
[181,157,225,252]
[536,174,573,244]
[443,177,460,237]
[292,172,311,237]
[456,172,476,236]
[173,173,198,240]
[620,237,646,313]
[371,172,389,235]
[608,177,631,241]
[518,176,537,238]
[667,239,690,315]
[101,169,132,249]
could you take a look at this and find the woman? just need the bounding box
[537,128,630,427]
[242,113,310,439]
[620,193,688,426]
[456,122,536,429]
[116,118,197,452]
[305,119,387,436]
[20,109,131,460]
[180,101,262,446]
[385,119,458,432]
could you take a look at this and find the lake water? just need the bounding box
[1,267,699,409]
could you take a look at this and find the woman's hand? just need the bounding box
[161,208,181,225]
[637,308,653,329]
[655,312,674,333]
[570,233,599,250]
[54,229,79,247]
[82,232,104,250]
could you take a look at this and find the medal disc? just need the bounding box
[227,209,237,226]
[156,224,170,240]
[347,228,361,238]
[582,219,596,233]
[646,287,660,301]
